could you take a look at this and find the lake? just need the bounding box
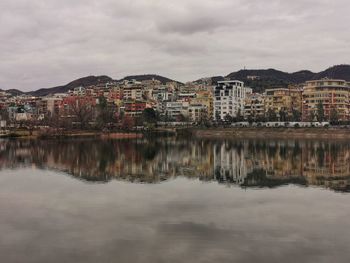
[0,138,349,262]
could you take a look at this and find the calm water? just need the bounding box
[0,138,349,262]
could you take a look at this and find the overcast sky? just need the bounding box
[0,0,349,91]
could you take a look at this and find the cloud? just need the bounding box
[0,0,349,91]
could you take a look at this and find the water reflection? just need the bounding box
[0,138,349,192]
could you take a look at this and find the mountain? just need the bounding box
[0,89,24,96]
[226,68,317,83]
[28,75,113,97]
[312,65,350,81]
[4,65,350,97]
[26,74,181,97]
[119,74,183,85]
[223,65,350,93]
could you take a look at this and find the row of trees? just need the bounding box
[221,102,341,124]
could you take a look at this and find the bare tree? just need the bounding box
[71,99,95,129]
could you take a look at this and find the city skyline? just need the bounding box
[1,0,350,91]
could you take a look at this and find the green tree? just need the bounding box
[330,107,339,125]
[279,108,288,122]
[316,101,324,122]
[142,108,158,124]
[236,109,244,122]
[266,109,277,122]
[224,114,233,124]
[292,109,301,122]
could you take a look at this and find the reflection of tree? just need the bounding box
[316,145,325,167]
[241,169,307,188]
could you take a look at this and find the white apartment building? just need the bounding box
[123,85,143,101]
[214,80,249,121]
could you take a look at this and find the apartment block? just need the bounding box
[264,87,302,120]
[302,79,350,121]
[214,80,249,121]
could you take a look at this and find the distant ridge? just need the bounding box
[28,75,113,97]
[2,65,350,96]
[119,74,183,85]
[312,65,350,81]
[208,65,350,93]
[0,89,24,96]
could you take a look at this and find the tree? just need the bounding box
[0,108,9,121]
[247,115,254,124]
[316,101,324,122]
[215,111,221,123]
[256,115,266,123]
[71,99,94,129]
[279,108,288,122]
[292,109,301,122]
[309,110,316,122]
[121,115,135,130]
[224,114,233,124]
[330,107,339,125]
[236,109,244,122]
[97,96,115,129]
[177,113,188,122]
[142,108,157,124]
[266,109,277,122]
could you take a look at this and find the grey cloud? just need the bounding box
[0,0,349,91]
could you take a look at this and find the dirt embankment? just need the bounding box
[1,130,143,140]
[192,127,350,140]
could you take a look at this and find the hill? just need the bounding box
[28,75,113,97]
[0,89,24,96]
[4,65,350,96]
[312,65,350,81]
[223,65,350,93]
[119,74,183,85]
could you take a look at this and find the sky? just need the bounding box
[0,0,349,91]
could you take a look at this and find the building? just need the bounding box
[123,101,147,117]
[264,87,302,121]
[39,96,64,117]
[214,80,248,121]
[244,93,265,120]
[302,79,350,121]
[123,81,144,101]
[188,104,208,123]
[152,86,172,102]
[165,101,189,120]
[192,90,214,120]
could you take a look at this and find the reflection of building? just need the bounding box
[0,139,349,192]
[213,142,247,184]
[302,79,350,121]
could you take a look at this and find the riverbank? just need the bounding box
[3,127,350,140]
[0,130,143,140]
[191,127,350,140]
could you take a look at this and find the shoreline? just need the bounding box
[2,127,350,140]
[0,131,143,140]
[191,127,350,140]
